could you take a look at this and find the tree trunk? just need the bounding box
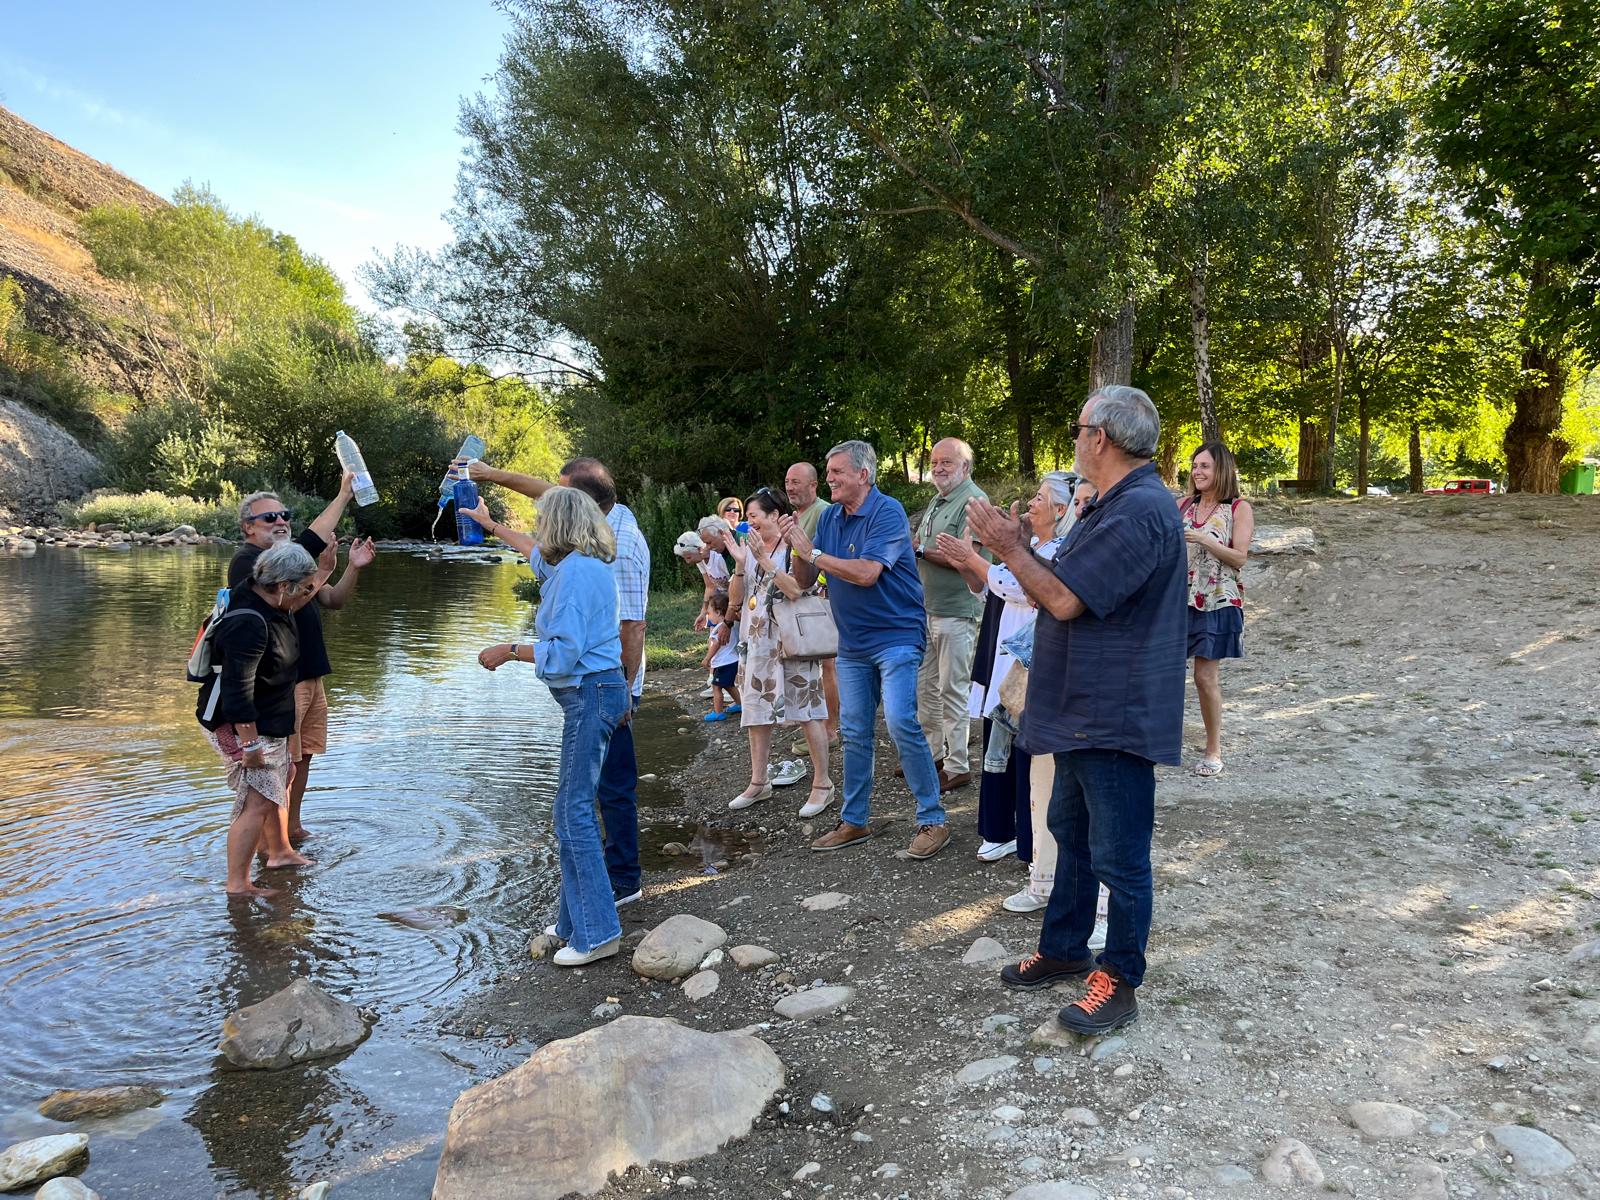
[1296,419,1323,487]
[997,249,1036,477]
[1189,252,1220,443]
[1156,430,1180,485]
[1321,333,1345,491]
[1356,393,1369,495]
[1409,421,1424,492]
[1505,339,1568,492]
[1016,410,1035,479]
[1090,296,1135,389]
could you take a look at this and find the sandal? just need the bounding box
[1194,758,1224,778]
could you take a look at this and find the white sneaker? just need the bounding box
[771,759,807,787]
[729,784,772,811]
[542,923,562,938]
[798,784,835,819]
[1001,888,1049,914]
[553,937,621,967]
[614,889,643,908]
[1088,917,1108,951]
[698,686,714,699]
[976,839,1018,862]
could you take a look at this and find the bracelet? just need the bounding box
[508,643,519,660]
[239,739,263,752]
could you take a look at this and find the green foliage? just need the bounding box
[0,275,105,441]
[626,479,724,591]
[59,483,328,539]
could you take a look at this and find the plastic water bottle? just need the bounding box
[439,434,487,503]
[334,430,379,506]
[454,478,484,546]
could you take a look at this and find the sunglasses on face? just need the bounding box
[246,509,294,524]
[1068,422,1101,440]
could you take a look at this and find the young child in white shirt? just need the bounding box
[700,592,742,722]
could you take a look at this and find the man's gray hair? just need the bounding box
[1087,386,1161,459]
[697,514,732,538]
[827,440,878,485]
[238,490,283,525]
[253,541,317,586]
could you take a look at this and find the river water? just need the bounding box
[0,544,684,1198]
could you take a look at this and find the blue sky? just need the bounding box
[1,0,513,307]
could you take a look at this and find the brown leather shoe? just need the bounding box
[810,821,873,852]
[905,823,950,859]
[895,757,942,779]
[938,770,973,793]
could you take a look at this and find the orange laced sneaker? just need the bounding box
[999,950,1095,990]
[1057,967,1138,1034]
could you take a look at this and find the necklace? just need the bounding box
[1192,496,1221,525]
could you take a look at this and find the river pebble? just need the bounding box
[792,1161,821,1181]
[800,891,851,911]
[1089,1035,1128,1061]
[956,1056,1019,1085]
[1260,1137,1324,1187]
[0,1135,88,1191]
[1489,1124,1576,1177]
[1347,1100,1423,1138]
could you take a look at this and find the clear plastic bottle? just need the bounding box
[439,434,487,503]
[334,430,379,506]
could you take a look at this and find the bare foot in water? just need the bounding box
[289,826,311,844]
[262,851,315,868]
[226,882,279,899]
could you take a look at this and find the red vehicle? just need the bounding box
[1425,478,1496,496]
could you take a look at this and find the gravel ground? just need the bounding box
[451,493,1600,1200]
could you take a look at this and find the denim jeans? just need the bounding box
[598,704,640,897]
[1038,748,1155,987]
[548,669,630,952]
[837,645,945,828]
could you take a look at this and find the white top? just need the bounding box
[698,554,730,586]
[968,537,1064,719]
[710,618,740,668]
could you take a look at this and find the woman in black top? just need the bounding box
[196,542,318,896]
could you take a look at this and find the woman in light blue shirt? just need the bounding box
[469,487,628,966]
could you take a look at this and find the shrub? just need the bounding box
[626,478,724,591]
[60,482,330,538]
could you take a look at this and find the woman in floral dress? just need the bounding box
[1179,442,1254,778]
[726,488,835,819]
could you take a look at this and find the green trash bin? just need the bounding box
[1560,463,1595,494]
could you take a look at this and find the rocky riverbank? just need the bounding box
[436,495,1598,1200]
[0,522,230,555]
[0,398,102,526]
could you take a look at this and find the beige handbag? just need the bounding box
[998,660,1029,715]
[773,591,838,660]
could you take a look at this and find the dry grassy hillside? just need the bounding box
[0,105,167,396]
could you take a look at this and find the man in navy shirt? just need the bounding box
[967,386,1186,1035]
[783,440,949,859]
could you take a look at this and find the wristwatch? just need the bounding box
[808,546,823,564]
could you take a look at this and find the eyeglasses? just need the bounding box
[1068,422,1102,440]
[246,509,293,524]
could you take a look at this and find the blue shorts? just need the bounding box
[1188,604,1243,660]
[711,662,738,689]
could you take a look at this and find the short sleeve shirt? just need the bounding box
[1019,464,1187,764]
[814,488,927,656]
[795,499,832,541]
[915,478,987,619]
[228,528,332,681]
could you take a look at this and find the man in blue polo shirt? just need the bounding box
[782,440,949,859]
[967,386,1186,1036]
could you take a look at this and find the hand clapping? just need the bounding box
[934,531,977,565]
[964,497,1025,558]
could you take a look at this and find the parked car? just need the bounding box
[1424,478,1496,496]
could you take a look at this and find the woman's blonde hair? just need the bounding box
[536,486,616,564]
[717,495,744,520]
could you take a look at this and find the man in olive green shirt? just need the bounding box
[913,438,986,790]
[786,460,840,744]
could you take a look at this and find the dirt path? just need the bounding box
[458,494,1600,1200]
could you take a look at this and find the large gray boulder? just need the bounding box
[218,979,373,1069]
[432,1015,783,1200]
[631,915,727,981]
[0,1134,88,1191]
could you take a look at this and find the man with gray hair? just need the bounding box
[782,440,949,860]
[912,437,987,793]
[966,386,1185,1037]
[230,476,375,846]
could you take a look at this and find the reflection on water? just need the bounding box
[0,545,591,1197]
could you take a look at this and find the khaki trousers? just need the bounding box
[917,614,978,774]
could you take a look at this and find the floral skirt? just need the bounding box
[738,634,827,728]
[207,725,292,820]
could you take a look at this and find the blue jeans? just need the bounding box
[598,702,640,897]
[1038,748,1155,987]
[549,669,630,952]
[837,646,945,828]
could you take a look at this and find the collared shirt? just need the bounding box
[795,498,832,540]
[529,502,650,696]
[915,477,987,619]
[1019,463,1186,765]
[534,551,623,687]
[814,487,927,656]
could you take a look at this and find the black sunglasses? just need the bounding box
[1068,422,1102,440]
[246,509,294,524]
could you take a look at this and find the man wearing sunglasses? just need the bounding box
[228,474,375,846]
[966,386,1185,1039]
